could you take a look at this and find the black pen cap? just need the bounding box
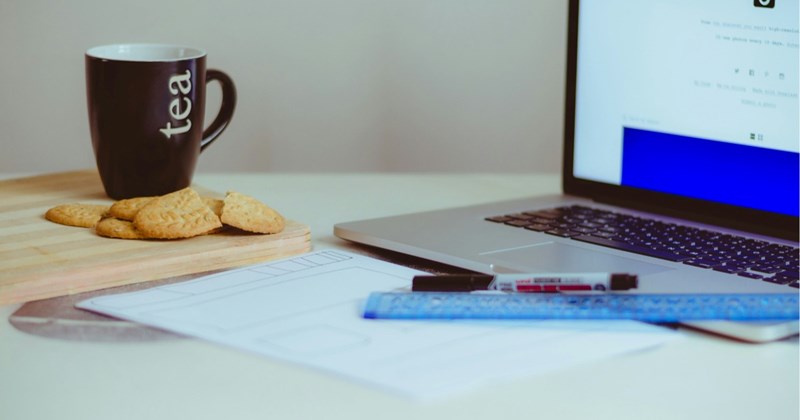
[412,275,494,292]
[609,274,638,290]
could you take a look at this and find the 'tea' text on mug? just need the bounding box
[159,70,193,138]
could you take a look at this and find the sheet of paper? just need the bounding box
[77,250,678,400]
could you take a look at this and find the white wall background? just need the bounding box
[0,0,567,173]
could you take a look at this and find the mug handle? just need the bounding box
[200,69,237,152]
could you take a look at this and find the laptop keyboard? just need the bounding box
[486,205,800,289]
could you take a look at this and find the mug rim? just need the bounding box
[86,43,206,62]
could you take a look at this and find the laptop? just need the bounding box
[335,0,799,342]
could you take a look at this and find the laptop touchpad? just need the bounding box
[485,243,672,275]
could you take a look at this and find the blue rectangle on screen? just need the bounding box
[621,128,799,217]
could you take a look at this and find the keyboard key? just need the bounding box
[763,276,795,285]
[712,262,746,274]
[571,227,597,234]
[775,270,800,280]
[684,259,716,269]
[591,231,617,239]
[531,217,556,224]
[579,221,602,229]
[524,210,561,219]
[750,265,783,274]
[737,272,764,279]
[712,265,745,274]
[523,224,551,232]
[508,213,536,220]
[505,219,532,227]
[546,229,579,238]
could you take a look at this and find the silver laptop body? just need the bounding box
[335,0,799,342]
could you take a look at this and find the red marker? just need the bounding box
[412,273,637,292]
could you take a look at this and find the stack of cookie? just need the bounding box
[45,188,285,240]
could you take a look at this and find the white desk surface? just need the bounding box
[1,172,797,420]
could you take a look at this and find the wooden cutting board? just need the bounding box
[0,170,311,305]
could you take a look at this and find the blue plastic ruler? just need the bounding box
[363,292,800,322]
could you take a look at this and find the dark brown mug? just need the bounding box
[86,44,236,199]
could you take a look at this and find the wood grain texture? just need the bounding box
[0,170,311,305]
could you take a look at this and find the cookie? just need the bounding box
[109,196,155,221]
[203,197,224,217]
[45,203,109,228]
[220,191,285,234]
[133,188,223,239]
[95,217,146,239]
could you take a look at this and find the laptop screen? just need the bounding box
[569,0,798,219]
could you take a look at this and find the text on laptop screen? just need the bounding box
[572,0,799,217]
